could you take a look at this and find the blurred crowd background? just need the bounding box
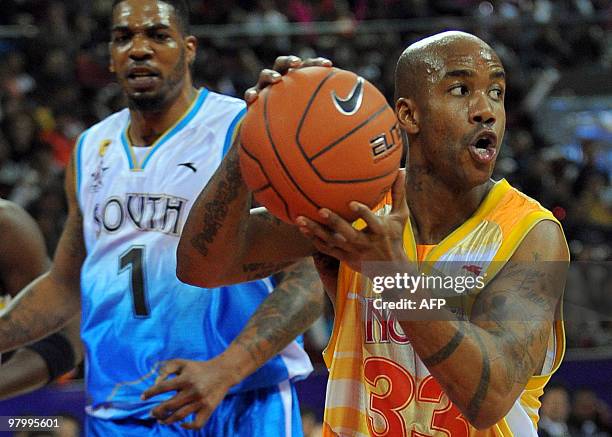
[0,0,610,436]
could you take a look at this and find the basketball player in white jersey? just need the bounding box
[0,1,327,435]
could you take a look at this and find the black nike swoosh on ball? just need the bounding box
[178,162,197,172]
[331,77,365,115]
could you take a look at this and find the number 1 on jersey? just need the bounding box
[119,246,150,317]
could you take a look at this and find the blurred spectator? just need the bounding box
[568,388,612,436]
[301,406,324,437]
[539,383,572,437]
[0,0,610,355]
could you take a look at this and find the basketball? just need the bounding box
[239,66,402,223]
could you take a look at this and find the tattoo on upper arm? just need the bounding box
[465,324,491,423]
[465,257,559,420]
[234,262,323,366]
[191,152,244,256]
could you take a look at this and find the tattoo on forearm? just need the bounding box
[242,261,294,281]
[254,212,283,226]
[191,152,244,256]
[0,289,66,351]
[422,329,465,367]
[234,262,324,367]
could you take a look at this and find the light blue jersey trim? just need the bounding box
[75,129,90,203]
[222,107,247,157]
[120,129,136,170]
[120,88,209,171]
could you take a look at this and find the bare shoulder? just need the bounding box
[0,199,49,294]
[0,199,27,226]
[0,200,44,243]
[511,219,569,263]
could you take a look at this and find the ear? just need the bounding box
[395,97,419,135]
[185,35,197,66]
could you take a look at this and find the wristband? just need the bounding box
[26,332,76,382]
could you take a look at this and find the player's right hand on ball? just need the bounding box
[244,56,333,105]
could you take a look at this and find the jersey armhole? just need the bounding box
[222,107,247,158]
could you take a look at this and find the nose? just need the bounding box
[129,34,153,61]
[469,92,495,126]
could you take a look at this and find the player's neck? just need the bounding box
[406,165,493,244]
[128,86,198,146]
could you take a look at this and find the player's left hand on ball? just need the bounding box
[296,169,409,274]
[141,358,233,429]
[244,55,332,105]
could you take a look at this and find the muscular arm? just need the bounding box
[221,257,325,380]
[0,200,49,295]
[0,314,83,401]
[0,154,85,353]
[396,221,568,428]
[0,199,84,399]
[177,140,313,287]
[143,257,326,428]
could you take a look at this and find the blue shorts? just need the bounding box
[86,381,303,436]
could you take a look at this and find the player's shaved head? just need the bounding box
[395,31,500,102]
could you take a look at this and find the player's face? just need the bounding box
[109,0,195,111]
[415,39,506,188]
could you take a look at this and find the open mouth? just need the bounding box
[468,132,497,164]
[126,68,160,88]
[128,71,159,79]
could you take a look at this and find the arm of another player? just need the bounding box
[142,258,326,429]
[177,56,332,288]
[0,199,49,294]
[0,315,83,401]
[299,180,569,428]
[0,200,83,399]
[0,153,85,353]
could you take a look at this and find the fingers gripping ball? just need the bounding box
[239,66,402,223]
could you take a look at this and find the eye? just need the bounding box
[113,34,130,44]
[153,32,171,42]
[450,85,469,97]
[489,87,504,100]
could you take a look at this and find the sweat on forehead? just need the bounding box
[112,0,190,33]
[394,31,500,99]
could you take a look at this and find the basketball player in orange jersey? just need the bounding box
[0,199,82,400]
[176,31,570,436]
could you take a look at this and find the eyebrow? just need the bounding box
[444,69,474,79]
[443,69,506,80]
[112,23,171,32]
[490,69,506,80]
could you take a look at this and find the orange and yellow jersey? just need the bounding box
[322,179,567,437]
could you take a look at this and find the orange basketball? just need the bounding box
[239,66,402,223]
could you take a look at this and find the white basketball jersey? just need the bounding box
[75,89,312,419]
